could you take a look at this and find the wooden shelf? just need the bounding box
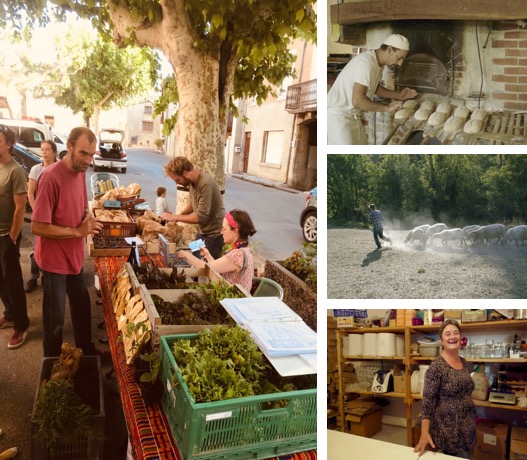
[340,326,407,333]
[343,355,405,360]
[411,319,527,334]
[335,318,527,449]
[473,400,527,411]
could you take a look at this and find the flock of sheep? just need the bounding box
[403,223,527,247]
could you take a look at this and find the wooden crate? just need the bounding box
[140,286,220,348]
[87,234,133,257]
[93,208,136,237]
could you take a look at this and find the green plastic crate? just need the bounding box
[31,356,105,460]
[160,334,317,460]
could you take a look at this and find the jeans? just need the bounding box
[42,269,95,357]
[0,234,29,332]
[29,252,40,280]
[197,233,224,259]
[373,228,391,248]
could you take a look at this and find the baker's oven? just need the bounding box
[329,6,527,145]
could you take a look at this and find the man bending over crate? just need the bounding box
[32,127,104,357]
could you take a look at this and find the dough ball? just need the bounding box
[403,99,419,109]
[443,116,465,133]
[420,100,435,112]
[454,106,469,119]
[471,109,488,121]
[427,112,447,126]
[395,108,412,120]
[463,119,483,134]
[414,108,432,121]
[436,102,451,114]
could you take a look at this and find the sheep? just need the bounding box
[425,223,448,244]
[467,224,507,245]
[501,225,527,246]
[404,227,426,245]
[431,228,467,246]
[462,225,480,236]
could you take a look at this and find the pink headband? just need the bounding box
[225,211,237,229]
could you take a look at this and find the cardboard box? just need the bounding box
[396,309,405,327]
[393,364,406,394]
[445,309,462,320]
[511,427,527,460]
[462,309,487,323]
[345,409,382,438]
[473,421,509,460]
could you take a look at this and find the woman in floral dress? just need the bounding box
[414,319,476,458]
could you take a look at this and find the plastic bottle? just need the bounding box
[127,241,140,267]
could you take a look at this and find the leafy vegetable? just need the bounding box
[134,263,189,289]
[35,379,101,455]
[152,292,235,325]
[171,327,267,402]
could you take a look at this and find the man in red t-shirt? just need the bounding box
[32,127,103,357]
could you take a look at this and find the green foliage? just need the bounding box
[197,278,247,302]
[55,35,159,123]
[138,351,160,384]
[282,243,317,291]
[1,0,316,133]
[171,326,268,402]
[328,154,527,227]
[35,379,100,456]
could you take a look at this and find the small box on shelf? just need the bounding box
[462,309,487,323]
[393,364,406,393]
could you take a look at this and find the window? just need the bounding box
[261,131,283,164]
[19,128,45,148]
[144,105,152,114]
[142,121,153,131]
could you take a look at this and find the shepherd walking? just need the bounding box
[368,204,391,249]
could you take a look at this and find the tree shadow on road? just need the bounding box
[361,248,385,267]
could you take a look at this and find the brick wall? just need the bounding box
[491,21,527,111]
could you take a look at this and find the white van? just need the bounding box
[0,119,68,159]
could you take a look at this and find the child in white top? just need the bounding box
[155,186,169,216]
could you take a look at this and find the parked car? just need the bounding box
[11,143,42,214]
[12,143,42,176]
[92,129,127,173]
[300,186,317,243]
[0,118,67,159]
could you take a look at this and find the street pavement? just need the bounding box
[0,231,128,459]
[0,159,309,458]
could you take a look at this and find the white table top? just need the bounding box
[327,430,457,460]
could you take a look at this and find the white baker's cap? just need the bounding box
[383,34,410,51]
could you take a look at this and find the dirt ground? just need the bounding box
[327,228,527,299]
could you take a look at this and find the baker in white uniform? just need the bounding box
[327,34,418,145]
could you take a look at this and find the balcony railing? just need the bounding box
[285,79,317,114]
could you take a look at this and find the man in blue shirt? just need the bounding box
[368,204,391,249]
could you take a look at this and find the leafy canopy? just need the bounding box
[0,0,316,109]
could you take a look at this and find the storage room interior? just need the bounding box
[327,308,527,460]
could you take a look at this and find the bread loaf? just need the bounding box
[443,116,465,132]
[403,99,419,109]
[427,112,447,126]
[420,100,435,112]
[436,102,451,114]
[395,108,412,120]
[454,106,469,119]
[471,109,488,121]
[415,108,432,121]
[463,119,483,134]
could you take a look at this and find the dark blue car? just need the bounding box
[12,142,42,176]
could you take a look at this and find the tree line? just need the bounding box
[328,154,527,228]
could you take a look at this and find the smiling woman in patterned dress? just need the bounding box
[414,319,476,459]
